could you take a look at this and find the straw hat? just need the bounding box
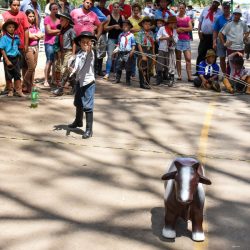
[205,49,216,58]
[138,16,154,27]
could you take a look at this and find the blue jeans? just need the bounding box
[131,54,137,76]
[74,82,95,112]
[106,39,117,75]
[45,43,55,63]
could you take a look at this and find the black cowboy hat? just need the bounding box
[122,19,133,28]
[74,31,97,46]
[138,16,154,27]
[55,12,74,25]
[2,19,18,32]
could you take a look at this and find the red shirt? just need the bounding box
[109,4,131,19]
[2,10,29,49]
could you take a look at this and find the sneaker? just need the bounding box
[44,81,50,87]
[103,74,109,80]
[7,91,14,97]
[16,92,26,97]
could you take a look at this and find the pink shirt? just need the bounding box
[28,25,40,46]
[70,8,101,36]
[177,16,191,41]
[44,16,60,45]
[2,10,29,49]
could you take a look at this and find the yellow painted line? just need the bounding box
[195,98,218,250]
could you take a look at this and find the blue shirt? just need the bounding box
[154,8,176,20]
[213,14,231,32]
[79,5,107,22]
[198,60,219,79]
[0,34,20,57]
[118,32,136,52]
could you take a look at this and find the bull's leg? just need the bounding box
[162,207,178,239]
[191,210,205,241]
[191,184,205,242]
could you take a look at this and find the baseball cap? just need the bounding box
[233,8,242,15]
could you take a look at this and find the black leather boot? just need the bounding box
[163,69,170,80]
[168,74,175,87]
[116,70,122,83]
[126,71,131,85]
[68,106,83,128]
[97,58,105,76]
[83,112,93,139]
[156,71,162,85]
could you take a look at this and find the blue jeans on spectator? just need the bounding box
[131,54,137,77]
[106,39,117,75]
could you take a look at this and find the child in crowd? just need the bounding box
[153,18,165,55]
[115,20,135,85]
[223,52,250,94]
[142,0,155,18]
[194,49,221,92]
[68,31,96,139]
[137,16,155,89]
[23,9,44,93]
[53,12,76,95]
[156,16,178,86]
[0,20,25,97]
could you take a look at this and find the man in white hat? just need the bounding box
[195,0,222,75]
[219,8,249,71]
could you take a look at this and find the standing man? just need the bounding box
[58,0,75,15]
[213,1,231,74]
[109,0,132,19]
[186,5,195,40]
[154,0,175,21]
[1,0,30,80]
[71,0,102,37]
[195,0,222,75]
[20,0,41,27]
[219,8,249,72]
[243,8,250,59]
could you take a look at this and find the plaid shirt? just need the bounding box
[136,29,155,47]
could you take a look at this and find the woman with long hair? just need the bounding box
[43,2,60,87]
[175,2,193,82]
[23,9,44,93]
[128,3,143,78]
[103,2,124,80]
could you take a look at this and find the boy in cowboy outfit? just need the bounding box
[0,19,25,97]
[194,49,221,92]
[136,16,155,89]
[156,15,178,86]
[115,20,135,85]
[68,31,97,139]
[53,12,76,96]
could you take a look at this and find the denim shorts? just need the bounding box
[176,40,191,51]
[45,43,55,63]
[216,38,226,57]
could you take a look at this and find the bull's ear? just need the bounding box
[199,175,212,185]
[192,162,200,170]
[174,161,182,170]
[161,171,177,180]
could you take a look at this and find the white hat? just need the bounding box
[213,0,221,4]
[233,8,242,14]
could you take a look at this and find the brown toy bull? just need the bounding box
[161,158,211,241]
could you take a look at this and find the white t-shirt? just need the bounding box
[221,20,249,50]
[199,6,223,34]
[156,26,178,51]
